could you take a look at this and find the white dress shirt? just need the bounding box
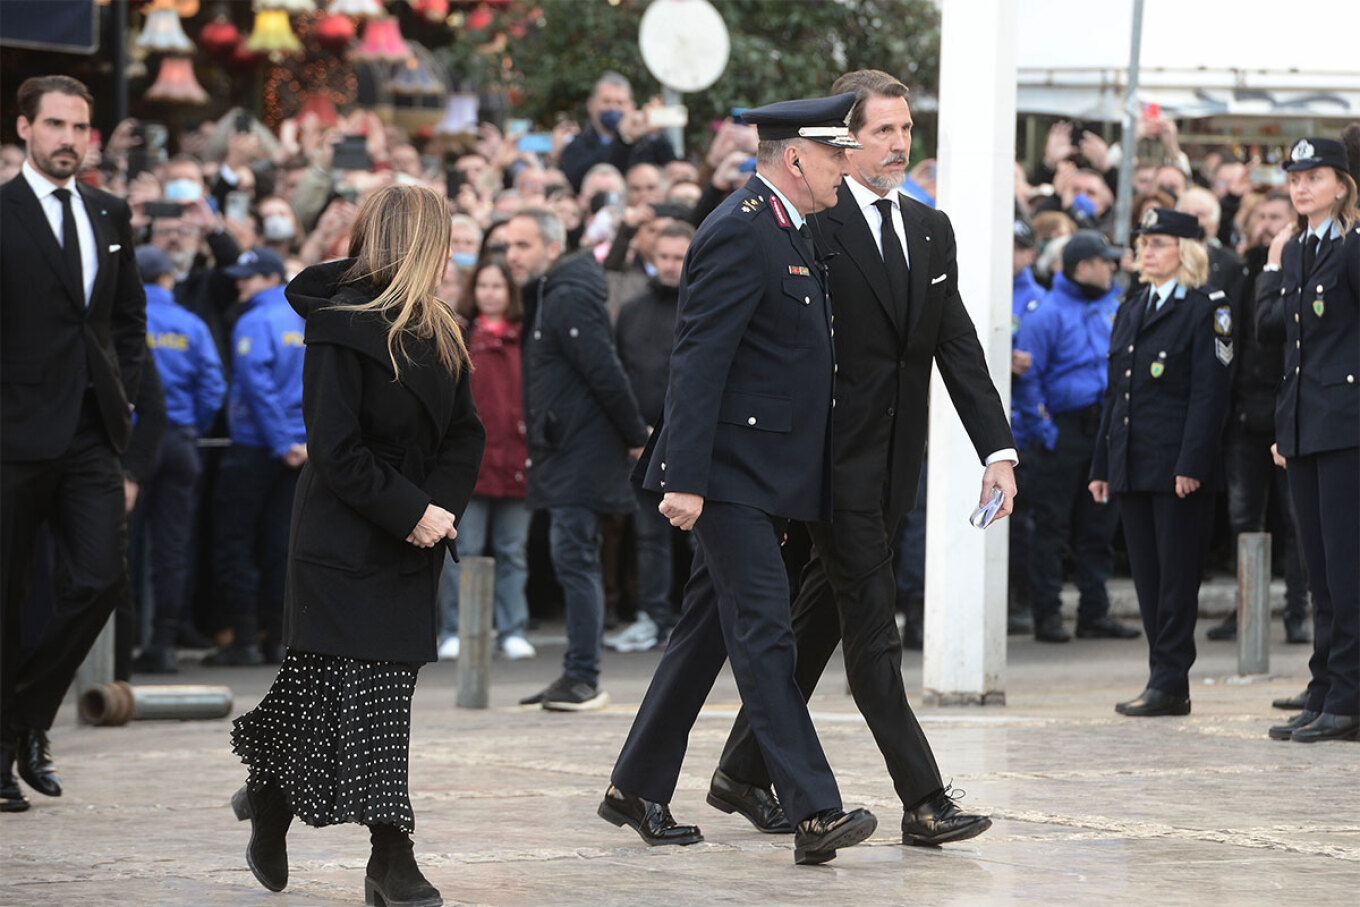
[1152,277,1177,312]
[845,174,910,269]
[22,159,99,305]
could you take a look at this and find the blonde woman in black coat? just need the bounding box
[229,185,485,907]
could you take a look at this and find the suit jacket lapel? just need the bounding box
[900,192,930,335]
[1140,285,1175,333]
[828,183,899,333]
[1306,229,1336,285]
[8,176,82,306]
[78,183,111,313]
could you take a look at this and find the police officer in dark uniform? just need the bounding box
[1257,137,1359,742]
[600,93,879,865]
[1089,208,1233,717]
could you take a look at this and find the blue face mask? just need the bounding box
[451,251,477,268]
[164,178,203,202]
[1071,193,1096,219]
[599,109,624,134]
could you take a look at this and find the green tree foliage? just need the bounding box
[496,0,939,145]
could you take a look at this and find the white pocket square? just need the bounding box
[931,273,947,285]
[108,243,121,253]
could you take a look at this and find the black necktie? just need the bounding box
[1141,286,1160,325]
[797,223,816,261]
[1302,233,1320,278]
[873,198,910,306]
[53,187,84,303]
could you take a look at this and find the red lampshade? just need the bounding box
[313,13,356,51]
[199,16,240,56]
[145,56,209,105]
[351,14,411,62]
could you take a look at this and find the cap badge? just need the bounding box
[1141,208,1159,229]
[1291,139,1315,163]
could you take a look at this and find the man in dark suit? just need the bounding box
[1,76,146,811]
[714,70,1016,847]
[600,94,878,866]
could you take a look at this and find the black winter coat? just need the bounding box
[281,260,485,664]
[523,252,647,513]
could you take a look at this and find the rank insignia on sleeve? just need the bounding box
[788,265,810,276]
[1313,298,1325,317]
[1214,305,1232,335]
[1215,338,1234,365]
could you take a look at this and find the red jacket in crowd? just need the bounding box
[466,316,527,499]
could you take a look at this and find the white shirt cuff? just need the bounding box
[219,163,240,186]
[985,448,1019,466]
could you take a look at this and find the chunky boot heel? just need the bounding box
[231,782,292,892]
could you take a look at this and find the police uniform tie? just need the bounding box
[873,197,910,298]
[1302,232,1320,278]
[52,187,84,305]
[797,222,816,261]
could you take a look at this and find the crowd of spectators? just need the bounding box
[4,69,1344,674]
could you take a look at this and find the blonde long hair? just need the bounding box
[341,185,469,380]
[1135,235,1209,290]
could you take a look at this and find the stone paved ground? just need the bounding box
[3,610,1357,906]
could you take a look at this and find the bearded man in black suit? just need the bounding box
[1,76,146,811]
[712,70,1016,847]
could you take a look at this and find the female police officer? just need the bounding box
[1257,136,1359,743]
[1089,208,1232,717]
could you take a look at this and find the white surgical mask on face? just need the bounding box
[164,178,204,202]
[262,214,295,242]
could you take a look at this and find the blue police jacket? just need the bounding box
[1014,272,1120,450]
[144,283,226,434]
[1009,266,1047,447]
[228,283,306,457]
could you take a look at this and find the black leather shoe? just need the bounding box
[1076,616,1141,639]
[1,744,30,813]
[15,728,60,797]
[1206,615,1237,641]
[1291,713,1360,743]
[203,644,264,667]
[901,787,992,846]
[1272,690,1308,711]
[1115,688,1190,717]
[598,785,703,846]
[1034,614,1071,643]
[231,783,292,891]
[794,807,877,865]
[1283,615,1311,645]
[706,768,792,833]
[131,646,178,675]
[1268,710,1320,741]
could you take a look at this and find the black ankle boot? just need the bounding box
[231,782,292,891]
[365,824,442,907]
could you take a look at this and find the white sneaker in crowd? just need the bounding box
[500,635,537,660]
[438,636,460,660]
[604,613,660,653]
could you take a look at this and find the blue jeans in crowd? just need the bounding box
[439,496,531,643]
[549,505,607,686]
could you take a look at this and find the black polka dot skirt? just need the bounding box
[231,650,420,832]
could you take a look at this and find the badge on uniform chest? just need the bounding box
[1314,298,1325,317]
[1150,351,1166,378]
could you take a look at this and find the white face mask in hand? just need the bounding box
[262,214,296,242]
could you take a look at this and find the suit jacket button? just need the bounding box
[1123,416,1129,424]
[804,296,810,304]
[747,416,757,425]
[660,461,666,470]
[1124,392,1129,400]
[1296,366,1300,375]
[886,406,895,417]
[1127,344,1134,353]
[1125,369,1132,377]
[1348,375,1355,384]
[1295,313,1300,322]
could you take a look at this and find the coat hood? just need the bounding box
[286,258,364,320]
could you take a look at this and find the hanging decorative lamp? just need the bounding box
[246,8,303,55]
[145,57,210,105]
[313,13,356,51]
[326,0,384,15]
[352,12,412,63]
[199,2,241,56]
[135,0,196,54]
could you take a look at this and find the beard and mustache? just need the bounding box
[860,153,909,192]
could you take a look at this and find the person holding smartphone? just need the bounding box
[1088,208,1232,718]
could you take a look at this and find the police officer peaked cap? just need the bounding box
[222,247,288,279]
[1133,207,1202,240]
[1283,137,1350,173]
[741,93,863,149]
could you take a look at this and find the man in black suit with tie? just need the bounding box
[1,76,146,812]
[599,93,878,866]
[713,70,1016,847]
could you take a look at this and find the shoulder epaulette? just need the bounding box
[1208,290,1226,301]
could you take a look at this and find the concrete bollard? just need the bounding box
[456,556,496,709]
[1237,532,1271,676]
